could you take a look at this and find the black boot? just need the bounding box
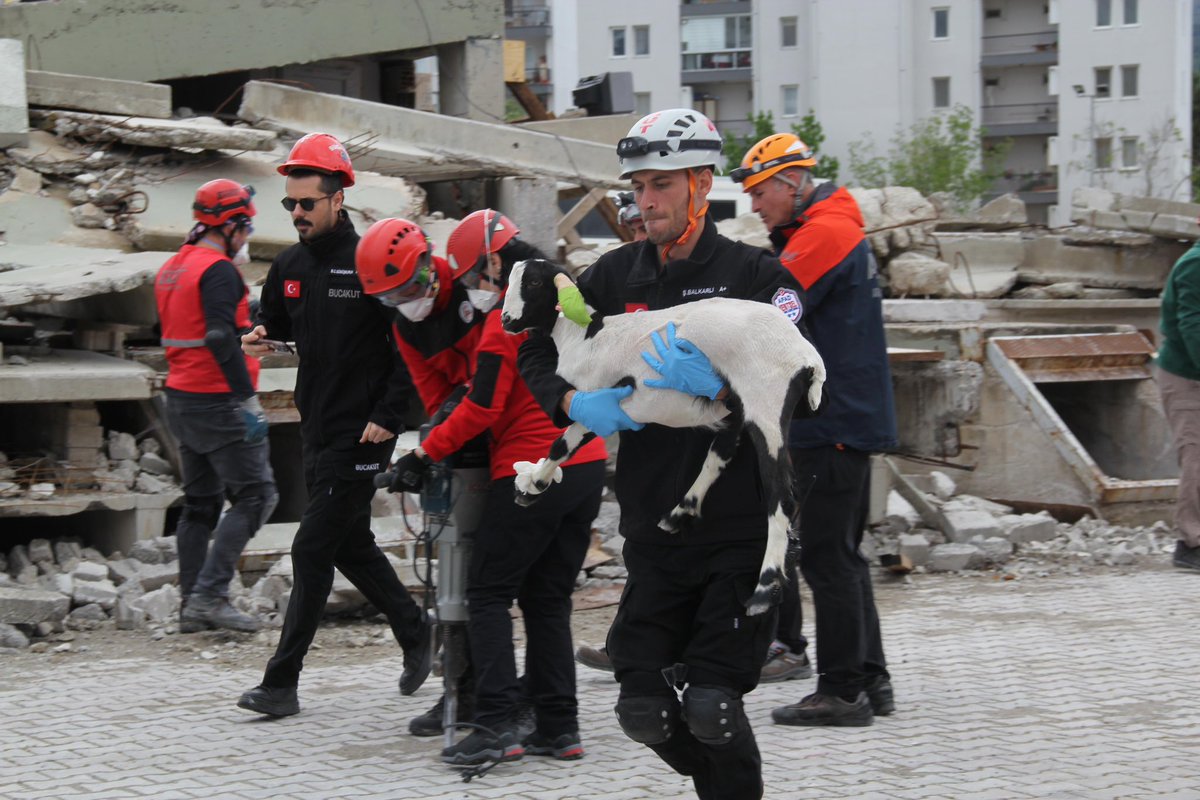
[237,685,300,717]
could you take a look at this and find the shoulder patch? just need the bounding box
[772,287,802,322]
[458,300,475,324]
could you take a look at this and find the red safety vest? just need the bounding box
[155,244,260,393]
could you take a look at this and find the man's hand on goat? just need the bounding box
[567,386,644,438]
[557,284,593,327]
[642,322,725,400]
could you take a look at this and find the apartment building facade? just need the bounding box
[507,0,1192,226]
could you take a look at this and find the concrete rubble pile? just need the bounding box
[868,469,1176,575]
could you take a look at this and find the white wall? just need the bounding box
[569,0,679,115]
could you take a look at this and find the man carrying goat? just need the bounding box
[517,108,812,800]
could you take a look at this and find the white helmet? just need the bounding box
[616,108,724,179]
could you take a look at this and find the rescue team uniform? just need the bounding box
[519,219,806,799]
[155,245,275,603]
[771,182,897,700]
[254,212,425,688]
[393,265,607,742]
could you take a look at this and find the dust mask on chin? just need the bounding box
[231,242,251,267]
[467,288,500,312]
[396,296,435,322]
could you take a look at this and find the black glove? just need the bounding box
[384,451,427,494]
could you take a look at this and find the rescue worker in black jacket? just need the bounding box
[235,133,431,718]
[518,109,808,800]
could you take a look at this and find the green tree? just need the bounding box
[791,110,839,183]
[847,104,1010,206]
[723,109,840,184]
[722,111,777,174]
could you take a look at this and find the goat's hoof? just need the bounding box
[514,489,540,507]
[744,580,782,617]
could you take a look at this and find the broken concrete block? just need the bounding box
[71,561,109,582]
[154,536,178,562]
[0,622,30,649]
[929,471,957,501]
[138,452,173,476]
[66,602,109,630]
[898,533,932,567]
[136,472,173,494]
[1109,542,1136,565]
[10,166,42,194]
[968,536,1014,567]
[70,202,109,229]
[945,495,1013,516]
[27,538,53,565]
[928,542,979,571]
[941,507,1002,543]
[132,584,179,623]
[716,213,773,250]
[41,110,277,152]
[106,558,140,586]
[0,39,29,148]
[106,431,139,461]
[8,544,33,575]
[136,562,178,593]
[128,540,163,565]
[977,193,1027,227]
[140,437,163,456]
[0,585,70,625]
[114,597,146,631]
[887,252,952,297]
[998,513,1059,544]
[42,572,73,597]
[26,70,172,119]
[73,579,118,610]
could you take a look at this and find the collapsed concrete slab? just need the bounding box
[26,70,171,119]
[0,585,69,625]
[0,249,170,312]
[238,81,621,187]
[0,349,156,401]
[0,38,29,148]
[36,110,276,151]
[852,186,938,260]
[1019,232,1186,291]
[1071,187,1200,241]
[932,232,1022,298]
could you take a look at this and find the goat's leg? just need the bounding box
[659,393,744,533]
[513,422,597,507]
[742,408,796,616]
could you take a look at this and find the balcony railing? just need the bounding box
[507,7,550,27]
[981,102,1057,127]
[681,50,752,71]
[981,30,1058,56]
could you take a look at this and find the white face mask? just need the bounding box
[231,241,251,267]
[466,288,500,312]
[396,296,435,322]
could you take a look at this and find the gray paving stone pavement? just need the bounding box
[2,566,1198,799]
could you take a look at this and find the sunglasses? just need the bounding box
[280,192,336,212]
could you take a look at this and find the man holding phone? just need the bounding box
[237,133,430,718]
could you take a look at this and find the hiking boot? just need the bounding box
[759,642,813,683]
[183,595,260,633]
[865,675,895,716]
[441,728,524,766]
[177,598,210,633]
[237,685,299,718]
[574,645,613,672]
[1173,540,1200,571]
[771,691,874,727]
[514,700,537,742]
[409,694,474,737]
[399,617,433,696]
[524,730,585,761]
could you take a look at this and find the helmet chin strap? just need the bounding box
[660,170,709,263]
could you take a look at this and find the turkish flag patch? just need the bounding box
[284,280,301,298]
[625,302,649,313]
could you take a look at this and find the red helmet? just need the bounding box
[192,179,256,226]
[445,209,519,280]
[355,218,434,299]
[277,132,356,188]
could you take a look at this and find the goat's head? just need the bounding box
[501,258,571,334]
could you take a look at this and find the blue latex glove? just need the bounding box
[567,386,645,438]
[641,322,725,400]
[239,396,269,444]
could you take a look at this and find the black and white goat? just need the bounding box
[501,258,826,615]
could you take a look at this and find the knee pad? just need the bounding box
[182,494,222,530]
[614,695,680,745]
[682,685,746,746]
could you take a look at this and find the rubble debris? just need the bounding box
[35,110,277,152]
[26,70,172,119]
[1071,187,1200,241]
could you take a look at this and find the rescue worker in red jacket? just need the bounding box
[357,214,607,767]
[155,179,276,634]
[733,133,897,727]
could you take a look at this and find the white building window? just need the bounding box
[1094,67,1111,98]
[635,92,651,116]
[634,25,650,56]
[611,27,627,57]
[933,76,950,108]
[781,16,797,48]
[1120,64,1138,97]
[1095,137,1113,169]
[782,85,799,117]
[1121,136,1139,168]
[1096,0,1112,27]
[932,7,949,39]
[680,15,753,71]
[1123,0,1138,25]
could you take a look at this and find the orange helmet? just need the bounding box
[731,133,817,191]
[192,179,256,226]
[277,132,356,188]
[445,209,519,281]
[355,218,434,301]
